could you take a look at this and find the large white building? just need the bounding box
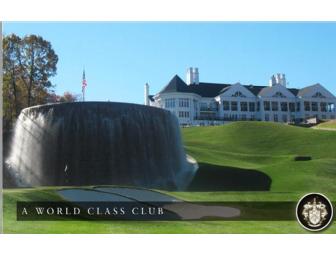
[145,68,336,126]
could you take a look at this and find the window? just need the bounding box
[179,98,189,108]
[232,91,246,97]
[257,102,260,111]
[200,103,208,111]
[289,102,295,112]
[281,102,288,112]
[165,98,175,108]
[249,102,255,112]
[322,115,326,120]
[312,92,326,98]
[311,102,318,112]
[273,114,278,122]
[265,114,269,121]
[271,101,278,111]
[231,101,238,111]
[223,101,230,111]
[193,100,198,117]
[304,101,310,111]
[241,114,247,120]
[230,114,238,120]
[210,102,218,111]
[264,101,270,111]
[178,111,190,118]
[272,91,286,98]
[296,102,301,111]
[320,102,327,112]
[282,114,288,122]
[240,102,248,112]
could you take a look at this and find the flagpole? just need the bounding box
[82,68,87,102]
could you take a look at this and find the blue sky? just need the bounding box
[3,22,336,104]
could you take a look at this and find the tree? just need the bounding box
[3,34,23,118]
[2,34,59,132]
[18,35,58,107]
[47,91,80,103]
[59,91,80,102]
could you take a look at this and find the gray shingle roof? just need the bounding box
[288,88,299,96]
[297,83,320,97]
[158,75,301,98]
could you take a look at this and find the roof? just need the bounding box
[157,75,302,98]
[245,85,265,96]
[297,83,320,97]
[148,95,154,102]
[288,88,299,96]
[188,82,230,97]
[158,75,190,94]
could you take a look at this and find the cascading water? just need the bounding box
[6,102,197,190]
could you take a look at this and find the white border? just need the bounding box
[1,0,336,254]
[296,193,334,232]
[0,235,336,255]
[1,0,336,21]
[0,21,3,234]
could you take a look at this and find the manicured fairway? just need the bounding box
[183,122,336,193]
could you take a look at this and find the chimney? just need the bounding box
[269,75,276,87]
[193,68,199,85]
[269,73,286,87]
[144,83,149,106]
[186,67,199,85]
[280,74,286,87]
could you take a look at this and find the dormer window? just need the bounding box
[232,91,246,97]
[312,92,326,98]
[272,91,286,98]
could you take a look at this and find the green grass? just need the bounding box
[315,120,336,129]
[3,121,336,233]
[183,121,336,193]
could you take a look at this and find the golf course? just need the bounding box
[3,121,336,233]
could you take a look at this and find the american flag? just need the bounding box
[82,69,87,92]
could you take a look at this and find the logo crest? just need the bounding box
[296,193,333,231]
[302,198,328,227]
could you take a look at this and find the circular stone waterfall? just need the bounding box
[6,102,197,190]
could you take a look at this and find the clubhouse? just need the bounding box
[145,68,336,126]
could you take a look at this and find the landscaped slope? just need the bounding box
[315,120,336,129]
[182,122,336,193]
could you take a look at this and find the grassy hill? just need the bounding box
[314,120,336,129]
[182,121,336,194]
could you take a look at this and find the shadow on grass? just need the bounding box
[187,163,272,191]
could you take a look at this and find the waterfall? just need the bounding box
[6,102,197,190]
